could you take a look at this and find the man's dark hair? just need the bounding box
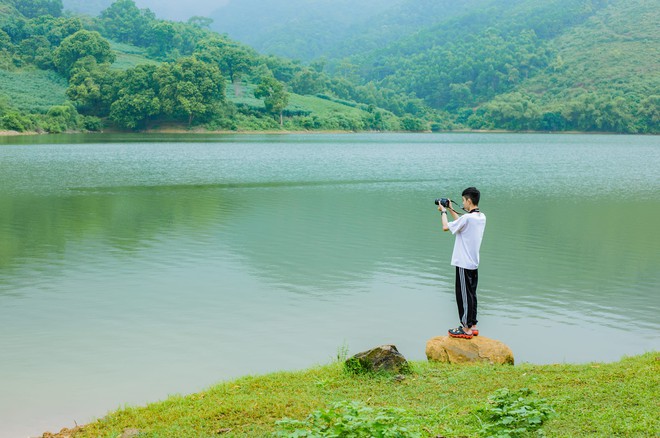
[462,187,480,205]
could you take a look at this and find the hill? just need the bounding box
[205,0,659,133]
[0,0,405,133]
[340,0,659,132]
[507,0,660,132]
[1,0,657,133]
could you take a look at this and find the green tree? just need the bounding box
[482,92,541,130]
[17,36,53,68]
[400,115,426,131]
[98,0,155,46]
[66,57,118,116]
[110,90,160,129]
[290,68,326,95]
[44,17,83,46]
[194,38,255,96]
[154,57,225,126]
[21,15,81,45]
[53,30,115,76]
[46,103,78,126]
[14,0,62,18]
[636,95,659,134]
[109,64,161,129]
[254,74,289,126]
[144,21,177,58]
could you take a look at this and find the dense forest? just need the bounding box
[0,0,657,134]
[340,0,659,133]
[0,0,407,133]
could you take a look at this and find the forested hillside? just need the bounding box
[0,0,406,133]
[0,0,657,134]
[506,0,659,132]
[209,0,659,133]
[338,0,658,132]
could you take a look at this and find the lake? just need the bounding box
[0,133,658,437]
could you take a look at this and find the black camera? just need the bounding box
[434,198,450,208]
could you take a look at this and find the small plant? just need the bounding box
[335,342,350,363]
[479,388,555,438]
[273,400,421,437]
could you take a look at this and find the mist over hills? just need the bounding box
[62,0,498,61]
[207,0,402,60]
[208,0,493,60]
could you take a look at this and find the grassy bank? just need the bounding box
[45,352,658,437]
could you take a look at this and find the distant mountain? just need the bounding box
[324,0,494,59]
[208,0,402,60]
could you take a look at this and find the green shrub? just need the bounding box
[400,116,427,132]
[478,388,555,438]
[274,400,421,437]
[1,112,27,131]
[82,116,102,131]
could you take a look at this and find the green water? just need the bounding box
[0,133,658,436]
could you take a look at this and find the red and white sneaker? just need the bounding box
[448,326,473,339]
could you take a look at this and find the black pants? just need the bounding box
[455,266,478,328]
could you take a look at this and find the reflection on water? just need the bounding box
[0,133,658,437]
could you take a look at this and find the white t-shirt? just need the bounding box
[447,211,486,270]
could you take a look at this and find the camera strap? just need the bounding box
[453,202,480,215]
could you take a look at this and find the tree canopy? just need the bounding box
[53,29,115,76]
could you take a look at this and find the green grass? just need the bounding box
[0,68,68,112]
[55,352,659,437]
[108,40,161,70]
[226,82,371,118]
[0,41,157,116]
[286,94,369,118]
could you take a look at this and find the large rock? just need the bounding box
[426,336,514,365]
[345,344,410,374]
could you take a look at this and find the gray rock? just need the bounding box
[345,344,410,374]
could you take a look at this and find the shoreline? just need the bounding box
[1,128,653,138]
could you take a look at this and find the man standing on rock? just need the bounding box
[438,187,486,339]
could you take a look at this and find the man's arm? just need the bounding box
[439,206,450,231]
[439,199,459,232]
